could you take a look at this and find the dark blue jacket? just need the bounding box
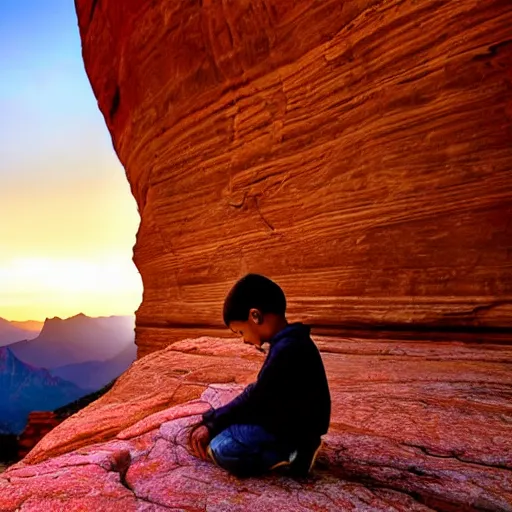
[202,323,331,445]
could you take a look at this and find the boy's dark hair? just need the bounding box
[223,274,286,326]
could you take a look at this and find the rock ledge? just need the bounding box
[1,336,511,511]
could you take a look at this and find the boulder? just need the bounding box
[1,336,511,511]
[17,412,61,459]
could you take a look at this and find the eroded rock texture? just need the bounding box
[1,338,511,511]
[62,2,512,509]
[74,0,512,355]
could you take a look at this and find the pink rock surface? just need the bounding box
[1,336,511,511]
[1,388,433,512]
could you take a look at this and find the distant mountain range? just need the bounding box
[0,313,137,434]
[0,318,41,348]
[0,347,89,434]
[8,320,44,333]
[51,342,137,389]
[10,313,135,369]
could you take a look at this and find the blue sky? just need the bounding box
[0,1,103,183]
[0,1,142,321]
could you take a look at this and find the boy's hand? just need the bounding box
[188,424,210,460]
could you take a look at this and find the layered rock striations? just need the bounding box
[75,0,512,355]
[9,1,509,510]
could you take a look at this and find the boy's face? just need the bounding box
[229,320,262,348]
[229,309,265,348]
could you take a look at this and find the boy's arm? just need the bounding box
[201,342,296,438]
[201,382,256,438]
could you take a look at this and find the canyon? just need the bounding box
[1,1,510,510]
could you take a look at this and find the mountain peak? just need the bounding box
[43,313,90,324]
[0,320,42,347]
[9,315,135,370]
[0,345,87,434]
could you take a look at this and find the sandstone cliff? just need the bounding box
[75,0,511,356]
[4,1,509,510]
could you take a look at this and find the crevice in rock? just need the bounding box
[402,442,512,470]
[111,452,177,510]
[312,323,512,339]
[323,460,505,512]
[111,450,132,484]
[322,466,457,512]
[135,322,512,341]
[132,494,185,511]
[109,85,121,121]
[137,321,225,330]
[228,191,248,209]
[88,0,100,24]
[473,39,512,60]
[115,450,203,511]
[253,195,275,232]
[441,300,512,318]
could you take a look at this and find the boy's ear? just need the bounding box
[249,308,263,325]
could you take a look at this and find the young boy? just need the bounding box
[188,274,331,477]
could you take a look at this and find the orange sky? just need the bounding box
[0,3,143,321]
[0,156,143,321]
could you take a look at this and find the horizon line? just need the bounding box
[1,312,136,323]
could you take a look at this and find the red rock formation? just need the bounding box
[2,336,511,510]
[17,412,61,459]
[75,0,512,356]
[15,2,507,510]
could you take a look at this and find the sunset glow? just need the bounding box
[0,256,141,321]
[0,1,143,321]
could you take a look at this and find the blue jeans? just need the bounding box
[208,424,292,477]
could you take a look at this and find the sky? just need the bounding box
[0,1,143,321]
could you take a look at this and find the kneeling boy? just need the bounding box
[188,274,331,477]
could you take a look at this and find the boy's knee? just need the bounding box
[208,434,225,463]
[208,430,237,468]
[208,429,261,477]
